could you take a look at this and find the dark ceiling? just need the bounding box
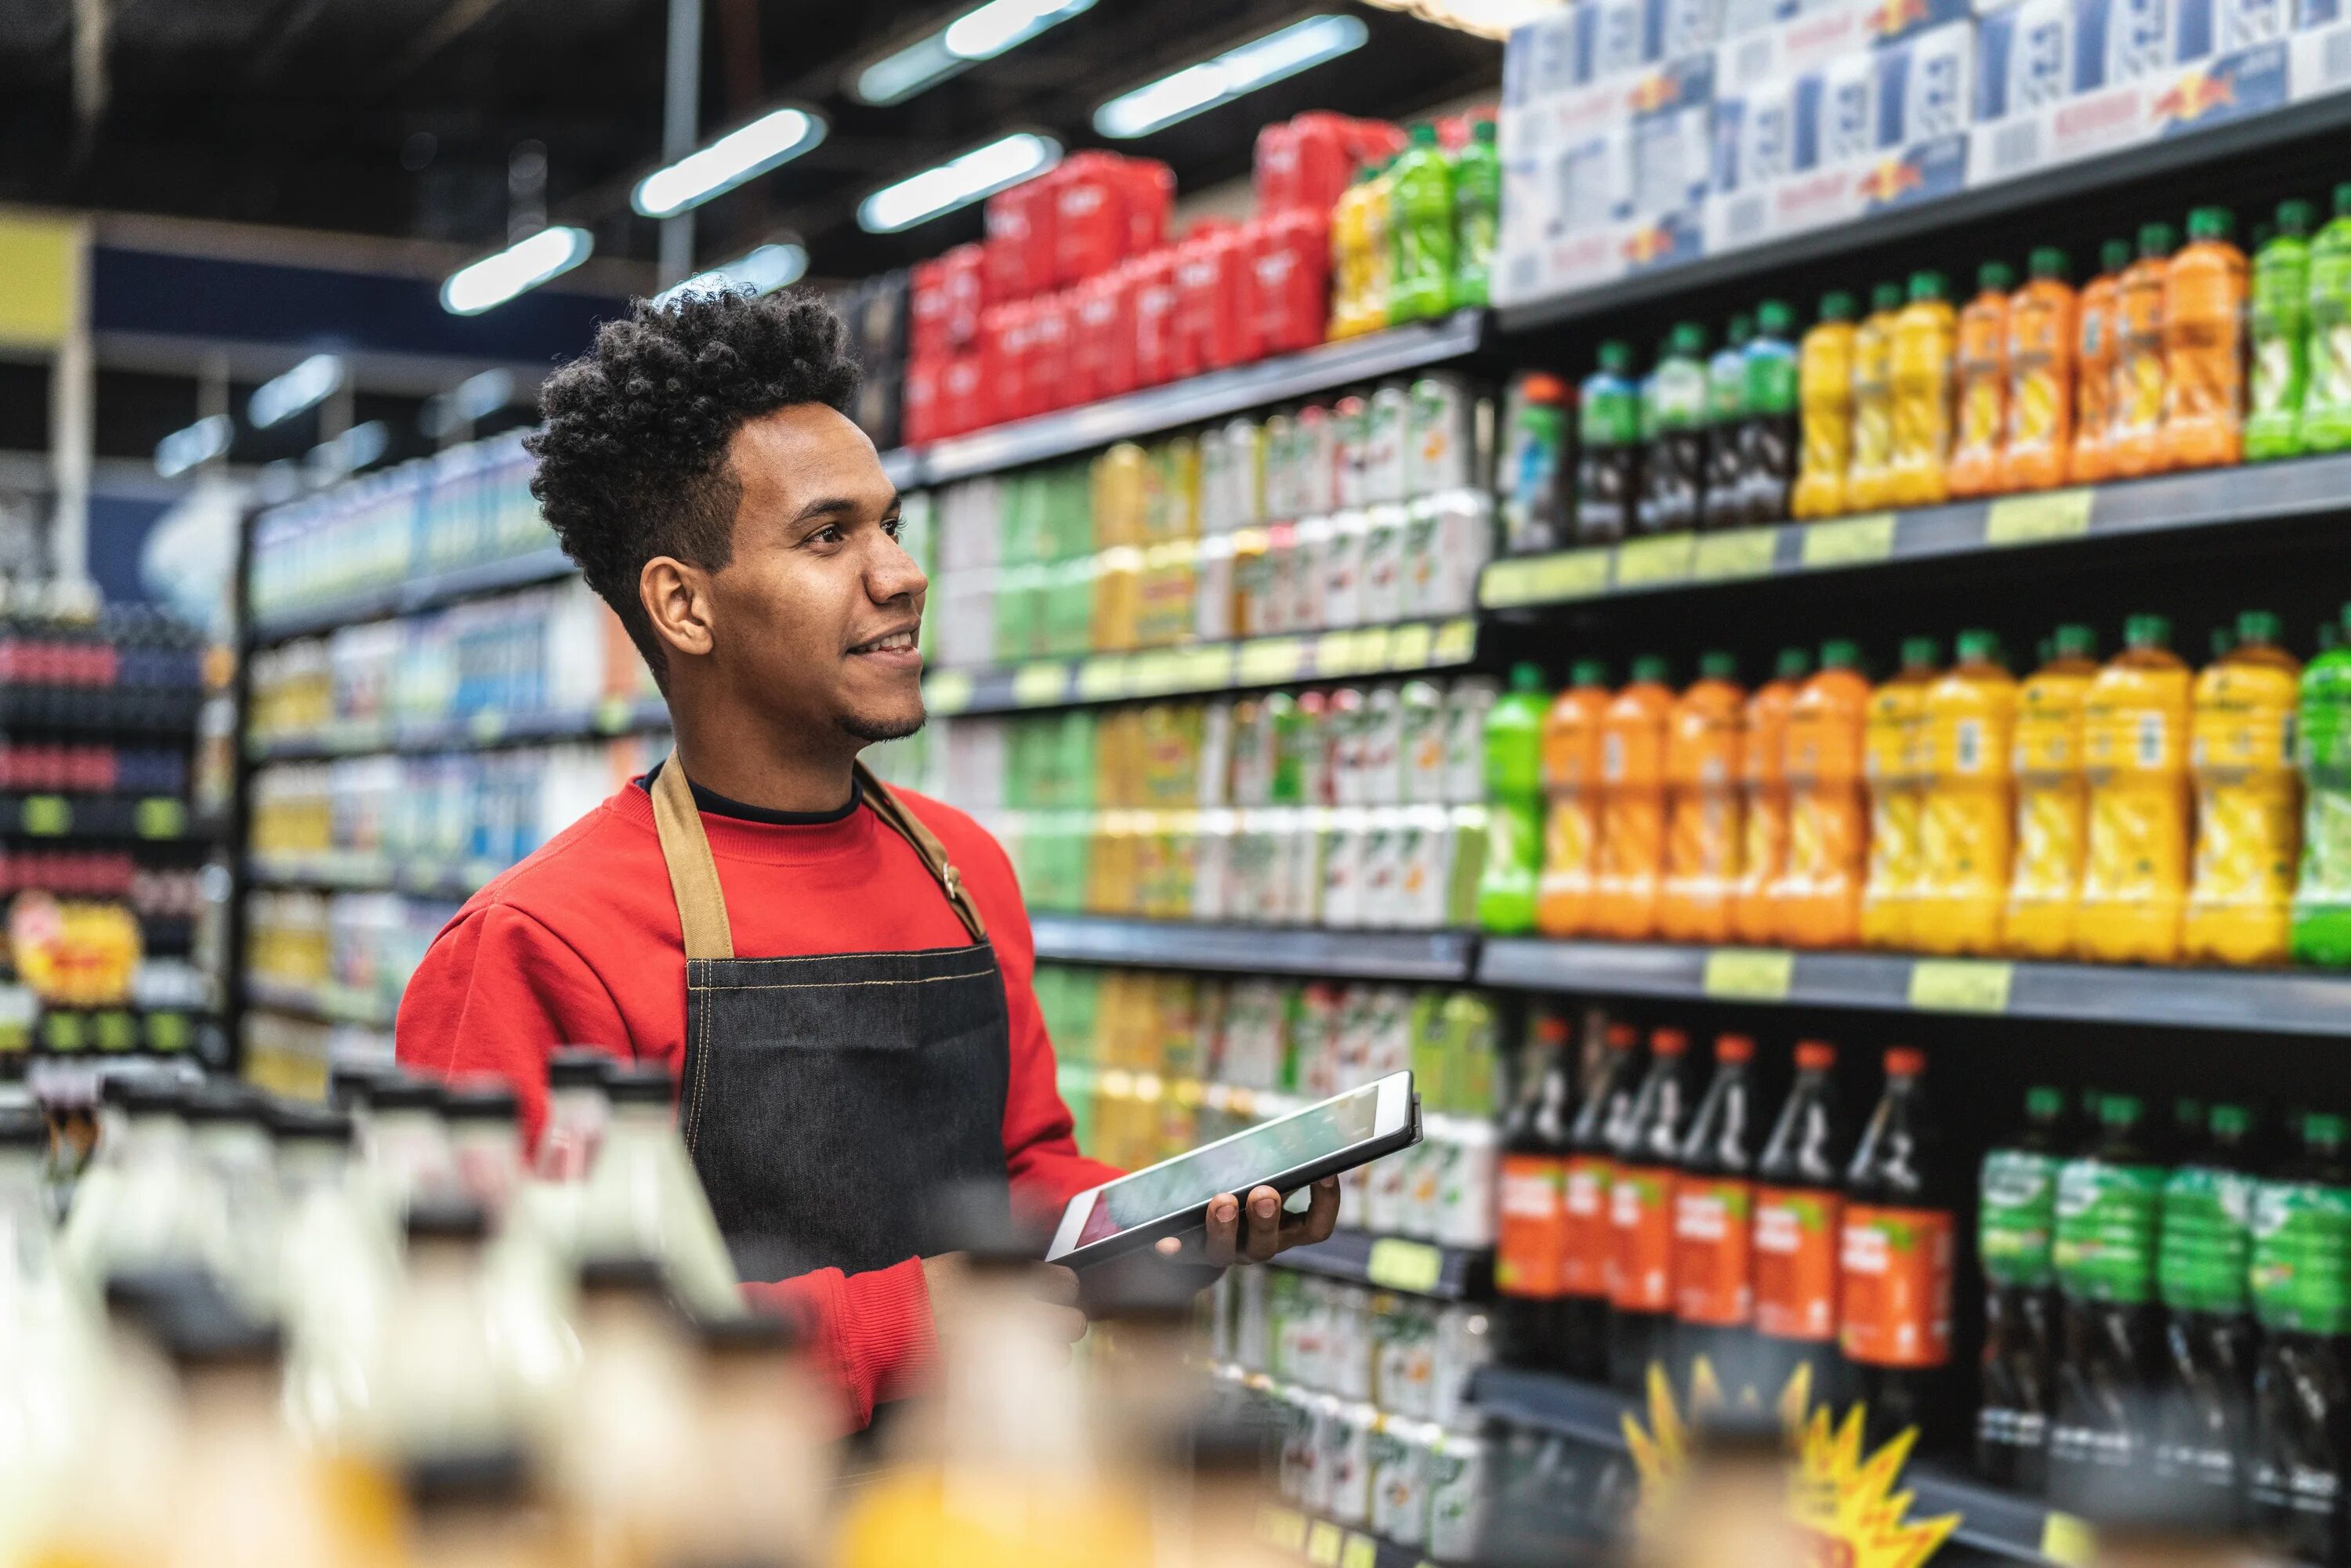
[0,0,1500,283]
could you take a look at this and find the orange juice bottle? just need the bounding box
[2001,248,2078,493]
[1948,263,2014,498]
[2183,610,2302,965]
[1771,640,1872,948]
[1912,630,2019,955]
[1659,652,1748,944]
[1730,646,1811,944]
[2004,625,2099,958]
[1846,283,1904,512]
[1888,272,1957,507]
[1792,292,1859,520]
[2078,614,2193,963]
[2106,224,2175,479]
[2161,206,2249,472]
[2070,239,2132,483]
[1858,638,1941,951]
[1536,659,1613,937]
[1589,655,1674,941]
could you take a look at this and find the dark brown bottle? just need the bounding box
[1560,1023,1642,1380]
[1609,1027,1693,1394]
[1672,1033,1759,1398]
[1753,1040,1850,1410]
[1841,1047,1958,1449]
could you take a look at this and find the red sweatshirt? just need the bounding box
[393,773,1118,1428]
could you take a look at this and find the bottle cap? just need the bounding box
[1509,661,1547,693]
[406,1195,491,1243]
[1817,292,1857,323]
[1630,654,1672,685]
[548,1047,612,1092]
[404,1449,533,1512]
[2099,237,2132,273]
[1726,314,1753,346]
[2052,623,2096,658]
[2100,1093,2143,1126]
[1774,646,1812,680]
[1410,121,1438,145]
[1819,639,1860,671]
[1473,118,1498,143]
[1899,636,1941,669]
[2137,222,2175,258]
[1671,320,1708,355]
[1713,1034,1755,1063]
[1533,1012,1574,1044]
[1597,340,1632,373]
[2124,613,2171,650]
[1977,260,2015,294]
[1955,628,2001,664]
[2237,609,2280,646]
[2305,1111,2347,1146]
[365,1077,444,1113]
[690,1306,806,1357]
[2186,205,2233,242]
[1907,270,1945,302]
[2025,1085,2065,1119]
[1882,1046,1925,1077]
[440,1077,520,1123]
[576,1255,672,1298]
[1871,281,1904,313]
[269,1103,353,1144]
[1650,1027,1689,1057]
[1570,658,1611,687]
[2277,199,2316,237]
[2337,182,2351,219]
[1698,650,1738,681]
[2210,1103,2251,1139]
[1518,371,1567,404]
[603,1063,677,1106]
[2029,246,2069,281]
[1604,1023,1639,1051]
[1794,1041,1835,1070]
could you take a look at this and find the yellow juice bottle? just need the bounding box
[1792,292,1858,520]
[1859,638,1941,951]
[2078,614,2193,963]
[2183,610,2303,965]
[1846,283,1904,511]
[1887,271,1957,507]
[1912,629,2018,954]
[2004,625,2099,957]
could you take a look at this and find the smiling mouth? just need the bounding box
[849,629,918,654]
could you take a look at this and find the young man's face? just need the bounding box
[705,403,926,746]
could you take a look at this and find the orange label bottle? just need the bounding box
[1536,660,1613,937]
[2162,205,2249,472]
[2002,248,2078,492]
[2106,223,2175,479]
[1588,655,1674,940]
[2004,625,2100,958]
[1860,638,1942,951]
[1912,630,2019,955]
[1610,1163,1678,1313]
[1887,271,1957,508]
[1948,262,2014,498]
[1561,1151,1617,1298]
[2183,610,2302,965]
[1846,283,1904,512]
[2078,614,2193,963]
[1770,640,1873,948]
[1497,1153,1570,1298]
[1659,652,1748,944]
[1755,1185,1842,1342]
[1730,647,1811,944]
[1793,292,1860,520]
[2070,238,2131,483]
[1838,1204,1956,1367]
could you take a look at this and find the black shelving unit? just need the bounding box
[246,697,671,762]
[245,544,576,646]
[245,854,488,900]
[1031,915,1477,983]
[1276,1226,1491,1301]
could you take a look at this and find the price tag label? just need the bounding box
[1353,625,1393,671]
[1386,621,1434,671]
[2041,1512,2096,1566]
[94,1011,137,1052]
[1908,958,2014,1013]
[1316,629,1365,678]
[21,796,69,836]
[593,696,634,733]
[469,710,506,744]
[1342,1534,1380,1568]
[42,1011,85,1053]
[1129,651,1185,696]
[134,798,186,840]
[1985,488,2094,546]
[1693,526,1780,581]
[1366,1237,1444,1294]
[1613,533,1694,588]
[1307,1523,1343,1566]
[923,669,975,716]
[1176,644,1236,690]
[1262,1508,1309,1554]
[1702,947,1795,1000]
[1799,513,1896,569]
[147,1011,191,1054]
[1479,548,1610,608]
[1012,662,1070,706]
[1431,617,1477,666]
[1239,637,1306,686]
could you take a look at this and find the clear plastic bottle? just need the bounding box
[2070,239,2133,483]
[1860,638,1942,951]
[1477,662,1552,935]
[1658,652,1747,945]
[1387,123,1455,325]
[1772,641,1872,949]
[1912,630,2018,957]
[2001,248,2078,493]
[2161,207,2249,472]
[1730,648,1811,946]
[2107,223,2175,479]
[2292,604,2351,964]
[1887,272,1958,507]
[1791,294,1858,520]
[2247,201,2317,462]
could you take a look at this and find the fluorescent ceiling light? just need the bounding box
[651,242,810,310]
[857,34,968,106]
[154,415,233,479]
[855,0,1092,104]
[859,133,1061,234]
[440,226,593,316]
[632,106,827,219]
[1094,14,1368,139]
[248,354,346,429]
[309,421,389,482]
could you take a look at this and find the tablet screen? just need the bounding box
[1073,1079,1387,1247]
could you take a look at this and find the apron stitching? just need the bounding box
[704,969,998,992]
[691,943,990,967]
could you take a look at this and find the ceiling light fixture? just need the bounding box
[857,132,1062,234]
[154,415,234,479]
[440,226,594,316]
[854,0,1093,105]
[651,242,810,310]
[632,106,828,219]
[1357,0,1561,39]
[248,354,346,429]
[1093,13,1369,139]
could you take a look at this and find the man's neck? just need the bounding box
[667,697,860,816]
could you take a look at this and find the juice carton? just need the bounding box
[1948,262,2015,498]
[2291,605,2351,963]
[2106,223,2174,479]
[2247,200,2315,460]
[1846,284,1902,511]
[1658,651,1748,943]
[2297,183,2351,452]
[2161,206,2248,471]
[1791,292,1858,520]
[1771,639,1872,947]
[1589,655,1675,940]
[1538,660,1614,936]
[2183,611,2302,965]
[1731,646,1811,943]
[2078,614,2193,963]
[2070,238,2132,483]
[1887,271,1957,507]
[2001,248,2078,492]
[1477,664,1552,933]
[1860,637,1942,950]
[1913,630,2019,955]
[2005,625,2099,958]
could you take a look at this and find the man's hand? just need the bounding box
[1154,1176,1340,1268]
[922,1251,1088,1346]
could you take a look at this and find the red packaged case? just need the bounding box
[1053,150,1129,289]
[938,243,987,352]
[980,302,1031,424]
[1175,221,1256,374]
[1027,292,1074,413]
[1250,207,1331,357]
[940,352,987,436]
[1072,269,1139,404]
[1287,112,1359,215]
[909,259,951,364]
[900,358,941,446]
[984,172,1057,303]
[1130,248,1182,388]
[1120,158,1173,255]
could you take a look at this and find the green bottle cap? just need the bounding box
[2175,1095,2206,1130]
[1817,292,1857,324]
[2277,199,2316,238]
[1699,650,1739,681]
[2100,237,2133,273]
[2304,1111,2346,1147]
[2025,1085,2065,1120]
[2125,614,2172,650]
[2052,624,2097,658]
[2210,627,2237,660]
[2186,206,2234,242]
[1756,299,1795,335]
[1597,340,1632,373]
[1473,118,1497,143]
[2251,223,2276,253]
[1871,282,1904,313]
[1978,261,2016,294]
[1956,628,2001,664]
[1631,654,1672,685]
[1726,314,1753,347]
[1410,121,1439,146]
[2211,1103,2251,1139]
[1900,636,1942,669]
[2101,1093,2144,1128]
[2138,222,2175,259]
[1908,270,1946,302]
[2338,600,2351,633]
[1671,320,1708,355]
[2029,247,2070,281]
[2237,610,2280,646]
[2320,622,2342,653]
[1570,658,1611,687]
[1509,661,1547,693]
[1775,646,1813,680]
[2336,183,2351,219]
[1820,639,1861,671]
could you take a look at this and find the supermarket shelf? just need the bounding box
[245,853,496,900]
[890,310,1486,486]
[1274,1227,1491,1301]
[1469,1367,2083,1567]
[0,793,208,842]
[1494,91,2351,334]
[1031,915,1476,983]
[1480,452,2351,614]
[1259,1505,1428,1568]
[1478,936,2351,1037]
[246,545,576,646]
[247,696,672,761]
[926,617,1480,717]
[242,976,396,1030]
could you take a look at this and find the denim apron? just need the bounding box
[647,758,1012,1284]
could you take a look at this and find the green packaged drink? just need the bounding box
[2248,1112,2351,1561]
[2301,183,2351,452]
[2153,1100,2261,1511]
[1701,315,1753,531]
[1451,118,1499,310]
[1640,323,1708,536]
[1476,662,1550,933]
[1388,122,1456,325]
[2248,200,2317,460]
[2048,1093,2167,1499]
[1741,299,1802,526]
[2292,602,2351,965]
[1977,1085,2073,1491]
[1576,341,1641,545]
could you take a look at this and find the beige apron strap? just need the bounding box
[650,756,735,961]
[854,761,990,943]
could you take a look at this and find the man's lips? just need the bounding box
[849,628,920,657]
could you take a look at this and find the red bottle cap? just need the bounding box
[1794,1040,1836,1070]
[1604,1023,1639,1051]
[1533,1013,1573,1044]
[1714,1034,1755,1063]
[1650,1028,1689,1057]
[1883,1046,1925,1077]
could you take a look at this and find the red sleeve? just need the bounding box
[743,1258,936,1433]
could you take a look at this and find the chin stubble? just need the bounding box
[840,708,927,745]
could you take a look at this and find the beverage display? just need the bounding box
[1673,1034,1759,1392]
[2154,1100,2261,1519]
[2248,1111,2351,1564]
[2295,604,2351,965]
[1498,371,1571,556]
[1497,1011,1576,1363]
[1739,301,1800,526]
[1792,294,1857,520]
[1912,630,2017,956]
[2162,208,2249,473]
[1773,641,1872,949]
[1451,118,1499,310]
[1886,272,1956,508]
[1588,656,1673,941]
[1859,638,1940,951]
[1752,1040,1848,1407]
[1978,1085,2072,1492]
[1563,1023,1645,1380]
[1949,262,2014,499]
[1841,1048,1957,1447]
[1609,1027,1694,1392]
[2248,201,2316,462]
[1702,317,1754,531]
[1846,283,1904,512]
[1730,647,1809,946]
[2078,615,2194,964]
[2048,1092,2167,1505]
[2306,184,2351,452]
[1657,653,1745,945]
[2107,223,2175,480]
[1577,342,1641,545]
[1478,663,1553,935]
[1639,325,1708,537]
[2005,626,2100,959]
[2071,239,2132,484]
[2001,248,2076,493]
[2184,611,2302,965]
[1537,660,1611,936]
[1389,123,1454,325]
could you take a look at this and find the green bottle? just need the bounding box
[1742,299,1802,525]
[2248,200,2317,460]
[1476,661,1552,933]
[1451,118,1500,310]
[2301,183,2351,452]
[1701,315,1753,530]
[2292,603,2351,964]
[1389,122,1456,325]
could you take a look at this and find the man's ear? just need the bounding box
[640,557,715,662]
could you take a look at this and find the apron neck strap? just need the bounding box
[647,756,987,963]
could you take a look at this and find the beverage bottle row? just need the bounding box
[2245,186,2351,462]
[1494,1020,1959,1449]
[1328,118,1501,337]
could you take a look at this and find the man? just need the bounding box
[395,287,1338,1427]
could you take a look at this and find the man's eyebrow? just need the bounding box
[788,494,867,524]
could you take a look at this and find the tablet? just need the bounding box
[1045,1071,1419,1268]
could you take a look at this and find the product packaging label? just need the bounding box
[1562,1153,1617,1297]
[1672,1177,1756,1325]
[1497,1153,1570,1298]
[2159,1163,2255,1313]
[1754,1184,1841,1340]
[1610,1164,1677,1310]
[1980,1148,2059,1287]
[2251,1179,2351,1333]
[2054,1157,2164,1302]
[1838,1204,1954,1366]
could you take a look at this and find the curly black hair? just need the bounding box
[527,285,861,686]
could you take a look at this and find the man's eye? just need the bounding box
[810,525,843,545]
[882,517,903,540]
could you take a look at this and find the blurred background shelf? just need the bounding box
[1031,916,1476,983]
[246,545,578,646]
[246,696,671,761]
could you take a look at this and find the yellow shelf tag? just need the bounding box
[469,710,505,743]
[1366,1237,1444,1294]
[1239,636,1307,686]
[1341,1534,1379,1568]
[1306,1523,1343,1566]
[1431,617,1477,665]
[923,669,975,716]
[1908,958,2014,1013]
[1693,526,1780,581]
[1386,621,1434,671]
[1353,625,1393,672]
[1176,644,1236,690]
[1985,488,2094,545]
[1012,662,1070,706]
[2041,1512,2097,1566]
[1702,947,1795,1000]
[1480,547,1610,607]
[1262,1508,1308,1554]
[1128,650,1185,696]
[1614,533,1695,588]
[593,695,635,734]
[134,798,187,840]
[20,795,69,836]
[1799,513,1896,569]
[1315,629,1364,678]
